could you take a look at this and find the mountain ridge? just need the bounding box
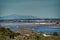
[0,14,37,19]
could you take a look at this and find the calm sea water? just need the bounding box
[32,25,60,32]
[9,26,60,32]
[1,23,60,32]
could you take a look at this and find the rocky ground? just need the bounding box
[13,28,60,40]
[0,26,60,40]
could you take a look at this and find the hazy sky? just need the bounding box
[0,0,60,18]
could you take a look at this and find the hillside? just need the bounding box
[15,27,60,40]
[0,26,60,40]
[0,26,20,40]
[0,14,37,19]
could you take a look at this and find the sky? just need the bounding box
[0,0,60,18]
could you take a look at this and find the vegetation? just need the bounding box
[15,29,60,40]
[0,26,60,40]
[0,26,20,40]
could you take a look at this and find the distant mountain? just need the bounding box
[0,14,37,19]
[0,17,2,18]
[0,17,2,19]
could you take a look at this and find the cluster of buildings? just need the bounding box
[0,18,60,26]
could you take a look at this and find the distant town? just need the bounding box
[0,18,60,26]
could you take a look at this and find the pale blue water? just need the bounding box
[1,23,60,32]
[32,25,60,32]
[9,25,60,32]
[10,28,16,31]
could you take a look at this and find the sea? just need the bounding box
[1,23,60,32]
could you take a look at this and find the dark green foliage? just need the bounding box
[0,26,60,40]
[53,32,58,36]
[0,26,20,40]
